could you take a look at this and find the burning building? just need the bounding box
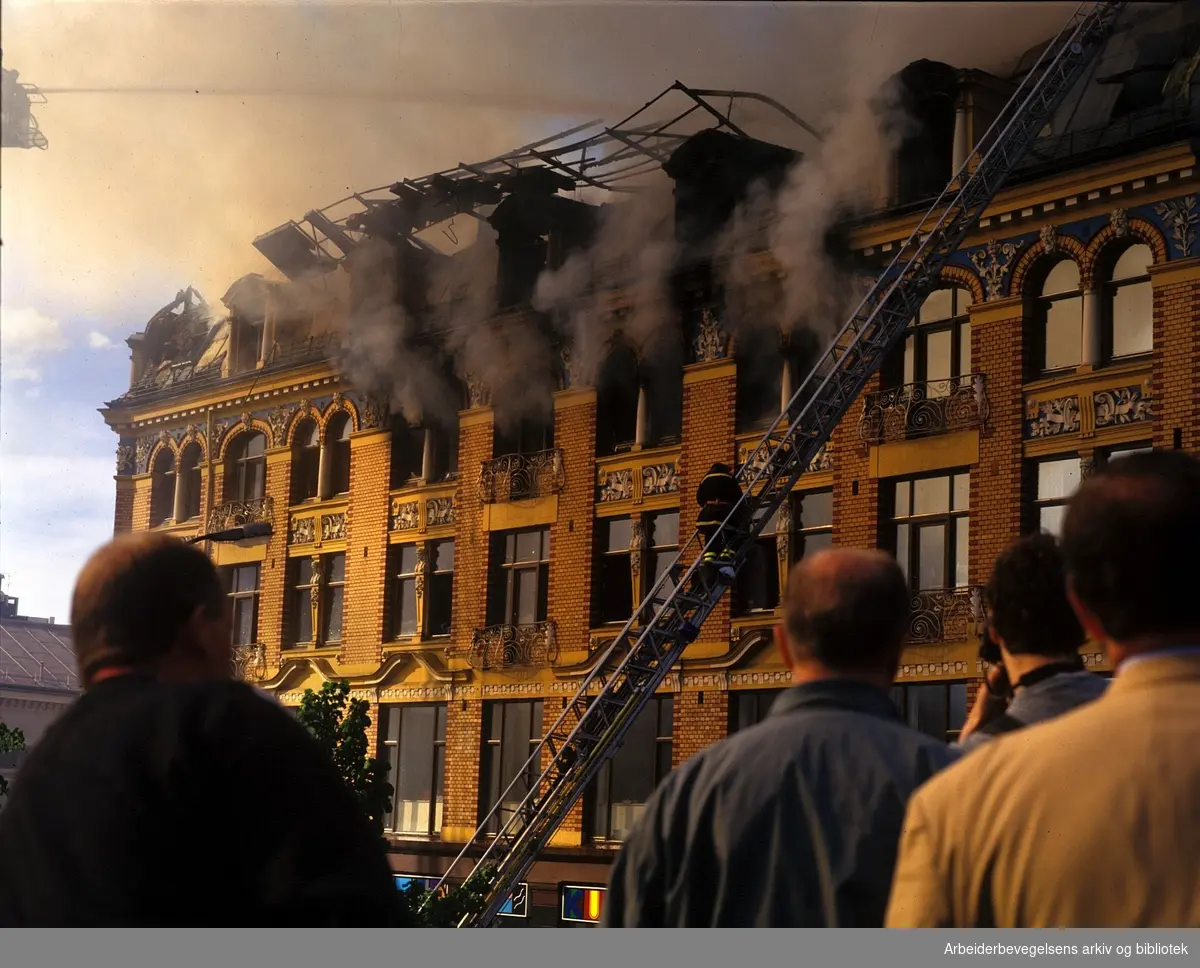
[100,2,1200,926]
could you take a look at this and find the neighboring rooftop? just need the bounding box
[0,591,79,693]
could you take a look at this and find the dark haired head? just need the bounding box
[782,548,910,674]
[71,533,228,685]
[985,532,1085,658]
[1061,449,1200,644]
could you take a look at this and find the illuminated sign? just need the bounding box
[394,874,441,894]
[498,882,530,918]
[561,884,606,924]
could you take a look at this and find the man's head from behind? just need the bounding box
[71,533,231,688]
[776,548,910,688]
[1061,449,1200,664]
[985,532,1085,659]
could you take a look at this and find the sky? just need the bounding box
[0,0,1079,621]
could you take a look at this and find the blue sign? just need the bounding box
[498,882,530,918]
[394,874,440,894]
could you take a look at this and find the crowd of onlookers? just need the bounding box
[0,449,1196,927]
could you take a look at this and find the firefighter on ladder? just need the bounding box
[696,462,742,582]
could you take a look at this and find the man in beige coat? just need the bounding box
[885,450,1200,928]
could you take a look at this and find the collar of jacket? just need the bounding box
[768,677,902,723]
[1112,648,1200,689]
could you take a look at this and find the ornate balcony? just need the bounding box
[859,374,989,445]
[206,496,274,534]
[480,449,565,503]
[462,622,558,670]
[907,587,983,645]
[232,643,266,682]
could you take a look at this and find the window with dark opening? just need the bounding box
[390,545,420,640]
[487,528,551,627]
[390,417,425,488]
[479,699,544,834]
[595,342,639,456]
[226,431,267,502]
[728,689,784,733]
[736,328,783,433]
[326,412,352,496]
[177,442,202,520]
[890,681,968,742]
[586,695,672,842]
[224,564,260,647]
[426,540,454,639]
[291,418,320,503]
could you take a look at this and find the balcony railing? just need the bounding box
[462,621,558,670]
[232,643,266,682]
[859,374,989,445]
[908,587,983,645]
[206,496,274,533]
[480,449,565,503]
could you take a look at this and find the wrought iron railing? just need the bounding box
[859,374,989,445]
[206,496,274,533]
[480,449,565,503]
[908,587,983,645]
[232,643,267,682]
[463,622,558,670]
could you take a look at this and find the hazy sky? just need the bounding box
[0,0,1077,621]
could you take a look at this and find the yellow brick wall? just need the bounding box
[443,696,483,835]
[130,475,151,532]
[673,689,728,767]
[970,312,1024,584]
[343,431,391,665]
[258,453,291,668]
[679,369,737,644]
[114,478,136,534]
[832,373,880,550]
[548,398,597,654]
[1152,278,1200,452]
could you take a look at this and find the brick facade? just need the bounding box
[443,696,483,837]
[113,477,135,534]
[673,688,729,767]
[342,430,391,665]
[832,373,881,551]
[1151,264,1200,452]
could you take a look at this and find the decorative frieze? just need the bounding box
[207,496,273,534]
[598,468,635,503]
[379,685,454,701]
[320,512,347,542]
[480,448,565,503]
[1025,395,1081,439]
[1039,224,1059,254]
[1154,194,1198,257]
[290,516,316,545]
[1110,207,1129,238]
[267,403,299,447]
[693,308,729,363]
[357,392,389,430]
[426,496,455,528]
[898,660,971,679]
[969,239,1019,301]
[641,462,680,496]
[390,499,420,532]
[728,670,791,687]
[466,374,491,410]
[1093,382,1153,428]
[116,442,136,476]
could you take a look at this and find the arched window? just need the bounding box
[177,443,203,521]
[1034,260,1082,373]
[149,449,176,527]
[899,286,972,394]
[326,412,352,496]
[291,418,321,503]
[226,431,267,502]
[595,342,639,456]
[1104,243,1153,360]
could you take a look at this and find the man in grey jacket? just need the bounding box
[602,548,958,928]
[956,532,1107,751]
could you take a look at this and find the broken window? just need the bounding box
[326,412,352,496]
[291,418,321,503]
[594,516,634,626]
[493,414,554,457]
[595,341,639,456]
[390,417,425,488]
[736,328,783,433]
[734,506,779,616]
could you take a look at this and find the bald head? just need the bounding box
[782,548,910,674]
[72,532,229,686]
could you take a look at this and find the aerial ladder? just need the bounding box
[434,1,1127,927]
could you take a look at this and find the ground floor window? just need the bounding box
[890,681,968,742]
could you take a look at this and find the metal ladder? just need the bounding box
[436,1,1126,928]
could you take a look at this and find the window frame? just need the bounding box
[594,516,634,626]
[1101,243,1154,363]
[586,694,673,843]
[890,680,969,742]
[224,563,261,647]
[389,544,422,641]
[479,699,544,834]
[326,412,352,497]
[379,703,447,840]
[727,689,784,734]
[288,552,345,649]
[900,286,973,389]
[1031,260,1083,375]
[177,442,203,521]
[1027,455,1082,537]
[149,448,176,527]
[425,539,455,640]
[488,528,551,627]
[226,431,267,502]
[291,418,321,504]
[886,471,971,591]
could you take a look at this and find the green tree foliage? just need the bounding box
[296,680,393,837]
[296,680,494,927]
[0,721,26,800]
[399,865,500,928]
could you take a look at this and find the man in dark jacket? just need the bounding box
[0,533,406,927]
[695,462,743,580]
[602,548,957,927]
